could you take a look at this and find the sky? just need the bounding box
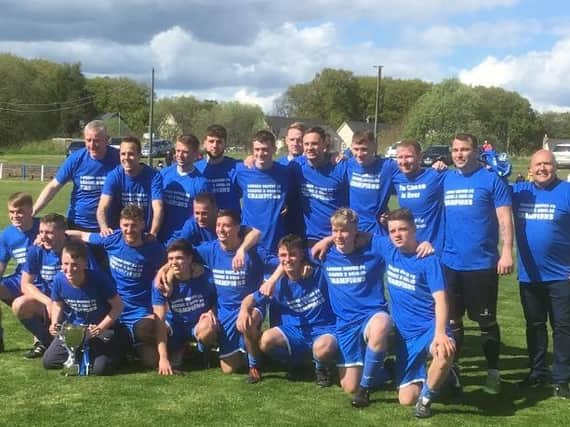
[1,0,570,113]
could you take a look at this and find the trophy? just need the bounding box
[58,323,89,376]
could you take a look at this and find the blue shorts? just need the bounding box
[276,324,336,361]
[395,327,453,388]
[336,310,391,367]
[1,273,22,301]
[218,307,265,359]
[119,307,154,342]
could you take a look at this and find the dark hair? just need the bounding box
[217,209,241,225]
[166,239,196,258]
[194,192,217,208]
[40,213,67,229]
[120,204,145,222]
[352,130,375,146]
[252,130,276,147]
[453,133,478,149]
[205,124,227,140]
[397,139,422,155]
[277,234,306,255]
[176,134,200,151]
[386,208,416,228]
[62,240,89,262]
[304,126,326,142]
[121,135,142,153]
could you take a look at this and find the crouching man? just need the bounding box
[152,240,218,375]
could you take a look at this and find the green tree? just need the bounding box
[539,112,570,138]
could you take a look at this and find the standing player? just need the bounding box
[234,130,290,253]
[70,205,166,367]
[392,140,446,252]
[347,130,398,234]
[153,240,217,375]
[381,209,454,418]
[194,125,242,213]
[0,193,40,352]
[43,241,124,375]
[241,234,337,386]
[442,133,513,394]
[32,120,119,232]
[291,127,348,244]
[158,134,209,243]
[97,136,163,238]
[276,122,305,165]
[512,149,570,398]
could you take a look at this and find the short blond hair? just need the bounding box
[330,208,359,229]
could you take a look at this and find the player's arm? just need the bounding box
[65,229,92,243]
[32,179,63,216]
[237,293,257,333]
[232,227,261,270]
[87,295,123,338]
[21,272,51,308]
[49,300,65,335]
[96,194,114,236]
[259,264,284,296]
[496,205,514,275]
[153,302,173,375]
[431,290,455,358]
[149,199,164,240]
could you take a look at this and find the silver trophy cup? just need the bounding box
[59,323,87,376]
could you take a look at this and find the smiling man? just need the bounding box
[512,149,570,398]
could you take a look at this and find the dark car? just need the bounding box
[66,139,85,157]
[421,145,451,166]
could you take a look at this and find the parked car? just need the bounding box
[421,145,452,166]
[552,143,570,168]
[108,137,122,151]
[66,139,85,157]
[141,139,172,157]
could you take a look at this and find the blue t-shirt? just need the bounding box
[291,158,349,240]
[195,241,271,323]
[0,218,40,275]
[347,157,398,234]
[318,235,387,328]
[393,168,446,253]
[158,165,209,242]
[253,266,335,328]
[23,242,98,296]
[194,157,242,213]
[512,179,570,283]
[55,147,120,230]
[377,236,446,340]
[88,231,165,324]
[167,218,216,248]
[234,162,290,252]
[152,270,217,327]
[51,269,117,326]
[102,164,163,231]
[442,167,511,270]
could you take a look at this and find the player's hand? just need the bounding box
[49,323,60,336]
[158,358,174,376]
[99,227,114,237]
[431,333,455,359]
[259,280,276,297]
[333,151,346,164]
[301,262,313,279]
[416,241,435,258]
[243,155,255,169]
[431,160,448,171]
[497,252,514,275]
[311,237,333,261]
[86,324,102,339]
[144,232,157,241]
[155,265,173,296]
[232,248,245,271]
[236,310,252,333]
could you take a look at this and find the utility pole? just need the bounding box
[373,65,383,139]
[147,68,155,166]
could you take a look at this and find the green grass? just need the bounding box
[0,180,566,426]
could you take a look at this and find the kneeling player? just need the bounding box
[153,240,217,375]
[382,209,455,418]
[240,234,337,386]
[43,241,124,375]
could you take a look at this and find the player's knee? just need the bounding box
[11,296,26,317]
[399,390,418,406]
[313,337,336,361]
[134,318,156,344]
[340,378,358,394]
[367,316,391,348]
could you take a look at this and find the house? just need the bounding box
[336,120,389,150]
[157,113,182,141]
[264,115,344,153]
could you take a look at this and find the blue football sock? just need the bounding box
[314,359,325,370]
[360,347,385,389]
[419,381,439,402]
[20,317,52,347]
[247,352,260,368]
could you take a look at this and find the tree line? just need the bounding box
[1,54,570,154]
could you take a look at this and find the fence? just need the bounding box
[0,163,59,181]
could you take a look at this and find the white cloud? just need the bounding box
[459,37,570,110]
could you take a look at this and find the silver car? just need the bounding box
[552,143,570,168]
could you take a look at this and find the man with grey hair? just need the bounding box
[33,120,120,233]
